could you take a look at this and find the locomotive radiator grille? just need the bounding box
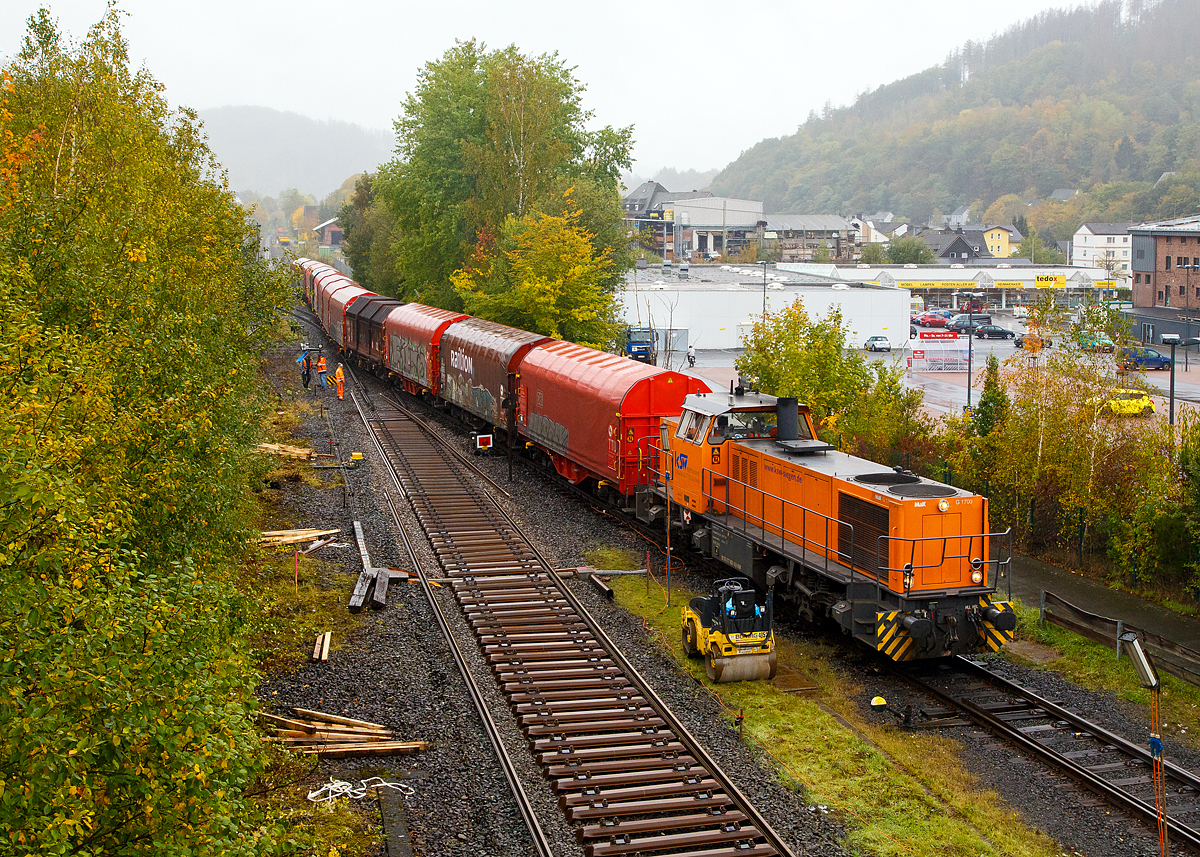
[837,493,889,579]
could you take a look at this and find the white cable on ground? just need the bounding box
[307,777,414,803]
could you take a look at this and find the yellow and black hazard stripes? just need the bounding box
[979,597,1015,651]
[876,611,917,661]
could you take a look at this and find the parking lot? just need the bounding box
[683,309,1200,419]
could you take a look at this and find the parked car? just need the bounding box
[949,313,992,328]
[1078,330,1116,353]
[910,325,918,339]
[1118,346,1172,370]
[1015,332,1052,350]
[915,312,949,327]
[864,336,892,352]
[947,318,984,334]
[1099,389,1155,417]
[974,324,1015,340]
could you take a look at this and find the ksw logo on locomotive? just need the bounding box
[449,350,474,376]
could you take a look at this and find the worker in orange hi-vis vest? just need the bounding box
[334,364,345,400]
[316,353,328,391]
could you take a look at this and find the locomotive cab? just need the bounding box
[662,388,826,517]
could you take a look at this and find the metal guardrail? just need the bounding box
[1040,590,1200,687]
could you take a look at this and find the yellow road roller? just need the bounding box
[681,578,776,682]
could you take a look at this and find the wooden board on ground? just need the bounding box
[772,664,819,695]
[297,741,428,758]
[256,442,314,459]
[349,570,376,613]
[259,528,340,546]
[292,708,389,730]
[378,787,414,857]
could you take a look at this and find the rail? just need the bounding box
[361,394,797,857]
[902,657,1200,851]
[352,389,555,856]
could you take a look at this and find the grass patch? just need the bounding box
[1009,601,1200,746]
[610,573,1060,857]
[242,541,361,671]
[583,546,643,571]
[251,745,386,857]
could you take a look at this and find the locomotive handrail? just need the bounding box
[874,529,1013,599]
[699,466,856,584]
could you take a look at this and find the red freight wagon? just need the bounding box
[345,295,403,365]
[382,303,469,397]
[439,317,550,428]
[518,340,711,492]
[297,259,333,307]
[326,283,373,348]
[312,269,352,331]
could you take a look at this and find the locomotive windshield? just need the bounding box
[709,409,791,441]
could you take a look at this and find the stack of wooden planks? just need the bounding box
[256,442,314,459]
[262,708,428,758]
[258,528,340,547]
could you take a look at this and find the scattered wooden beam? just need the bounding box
[311,631,331,662]
[296,741,428,758]
[301,536,338,555]
[259,712,316,734]
[259,528,340,546]
[292,708,388,731]
[256,442,314,459]
[349,570,377,613]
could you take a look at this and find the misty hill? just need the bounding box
[198,106,392,199]
[710,0,1200,221]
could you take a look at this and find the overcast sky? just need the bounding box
[3,0,1083,175]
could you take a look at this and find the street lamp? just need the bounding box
[758,260,769,318]
[955,291,984,413]
[1159,333,1200,425]
[1185,262,1194,370]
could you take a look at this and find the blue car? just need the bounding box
[1118,346,1172,370]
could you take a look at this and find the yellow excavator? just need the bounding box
[681,578,776,682]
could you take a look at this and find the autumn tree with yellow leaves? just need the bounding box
[0,11,289,855]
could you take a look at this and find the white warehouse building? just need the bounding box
[620,264,909,353]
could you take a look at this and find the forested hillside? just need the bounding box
[711,0,1200,235]
[199,105,391,198]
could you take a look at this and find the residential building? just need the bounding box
[764,215,853,262]
[916,227,994,263]
[1071,223,1132,280]
[1129,215,1200,309]
[314,217,343,247]
[945,205,971,229]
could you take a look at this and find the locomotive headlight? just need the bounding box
[970,570,984,584]
[937,499,950,512]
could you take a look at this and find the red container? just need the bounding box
[439,317,550,426]
[327,283,373,347]
[382,303,469,396]
[313,269,351,330]
[518,340,711,492]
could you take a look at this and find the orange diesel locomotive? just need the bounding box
[644,383,1015,661]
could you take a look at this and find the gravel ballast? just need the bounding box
[260,306,1197,857]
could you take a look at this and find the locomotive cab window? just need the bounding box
[724,410,779,439]
[676,411,711,445]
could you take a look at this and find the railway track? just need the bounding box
[904,656,1200,852]
[354,390,796,857]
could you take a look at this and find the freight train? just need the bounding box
[295,258,1016,661]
